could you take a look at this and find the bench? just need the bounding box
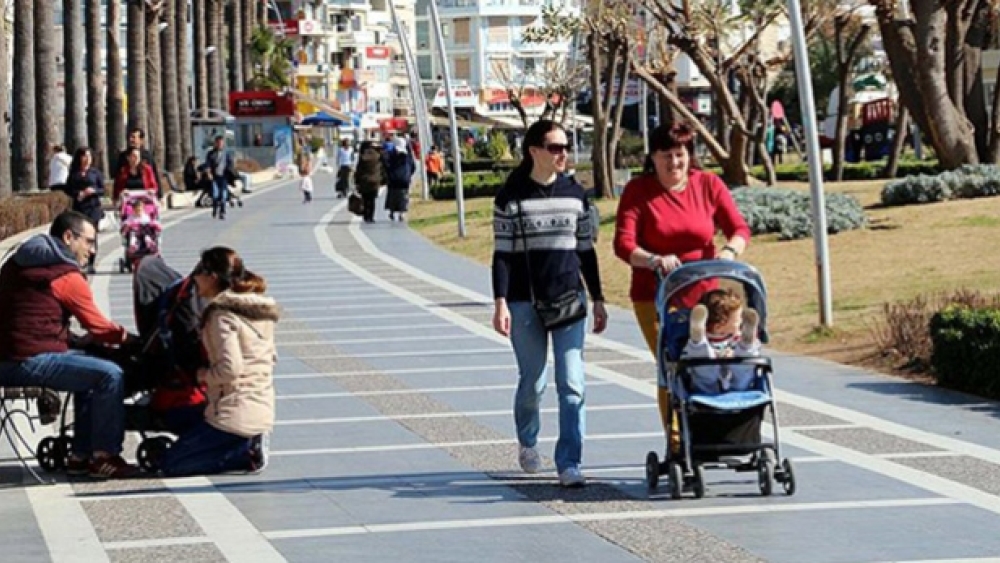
[0,386,62,484]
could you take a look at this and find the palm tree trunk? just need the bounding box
[175,0,193,163]
[161,0,182,174]
[231,0,244,91]
[127,0,147,132]
[12,0,35,192]
[194,0,208,116]
[85,0,108,174]
[242,0,254,85]
[146,7,166,181]
[107,0,126,169]
[0,5,13,197]
[63,0,87,152]
[206,0,222,112]
[220,2,231,106]
[35,2,58,191]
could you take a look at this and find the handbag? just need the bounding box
[348,192,364,216]
[516,199,587,331]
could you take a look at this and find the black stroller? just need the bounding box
[36,256,207,474]
[194,165,244,209]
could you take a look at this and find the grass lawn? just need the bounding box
[407,179,1000,370]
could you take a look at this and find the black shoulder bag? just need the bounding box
[516,199,587,331]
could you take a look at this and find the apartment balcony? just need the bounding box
[392,61,408,76]
[295,62,334,78]
[326,0,371,11]
[296,18,333,36]
[438,0,554,17]
[393,97,413,110]
[338,30,377,48]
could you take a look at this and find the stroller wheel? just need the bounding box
[758,455,775,497]
[237,200,243,207]
[779,458,796,496]
[692,464,706,499]
[668,461,684,500]
[55,435,72,469]
[37,437,64,473]
[137,436,174,473]
[644,451,660,492]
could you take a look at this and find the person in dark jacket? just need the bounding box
[354,141,385,223]
[0,212,139,479]
[183,156,199,192]
[383,137,415,221]
[204,136,236,220]
[64,147,106,274]
[116,128,161,197]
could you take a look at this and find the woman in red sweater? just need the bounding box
[614,122,750,447]
[614,122,750,353]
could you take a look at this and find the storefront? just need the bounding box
[228,90,297,147]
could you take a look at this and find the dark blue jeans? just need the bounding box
[161,420,252,477]
[0,351,125,457]
[211,176,229,215]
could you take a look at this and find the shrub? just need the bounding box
[731,186,866,240]
[930,303,1000,399]
[485,132,511,161]
[871,290,1000,371]
[0,192,72,241]
[881,164,1000,206]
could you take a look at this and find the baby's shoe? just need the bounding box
[741,308,759,347]
[689,304,708,343]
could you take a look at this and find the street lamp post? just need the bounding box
[785,0,833,327]
[386,3,433,200]
[427,0,466,237]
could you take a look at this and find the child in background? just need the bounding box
[299,158,314,204]
[121,199,161,255]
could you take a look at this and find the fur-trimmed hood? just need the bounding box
[202,290,280,324]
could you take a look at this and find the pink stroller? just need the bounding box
[118,191,163,273]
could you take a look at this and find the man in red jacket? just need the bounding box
[0,211,138,479]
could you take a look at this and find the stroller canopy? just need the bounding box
[655,261,770,344]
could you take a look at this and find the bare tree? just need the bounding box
[127,0,147,131]
[869,0,996,167]
[35,1,58,190]
[107,0,126,169]
[146,1,166,178]
[175,0,193,163]
[63,0,87,152]
[830,12,871,181]
[883,104,909,178]
[86,0,108,174]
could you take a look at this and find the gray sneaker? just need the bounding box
[558,467,587,488]
[249,433,270,474]
[518,446,542,474]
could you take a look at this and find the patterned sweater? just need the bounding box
[492,172,604,303]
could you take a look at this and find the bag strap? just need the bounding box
[514,199,538,304]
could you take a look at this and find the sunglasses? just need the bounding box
[541,143,570,155]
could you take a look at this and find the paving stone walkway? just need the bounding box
[2,175,1000,562]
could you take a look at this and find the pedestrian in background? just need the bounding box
[383,138,415,222]
[336,139,354,198]
[65,147,106,275]
[204,136,236,221]
[355,141,384,223]
[300,157,314,204]
[48,144,72,192]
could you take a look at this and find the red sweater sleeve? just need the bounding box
[50,273,128,345]
[709,173,751,243]
[613,178,646,263]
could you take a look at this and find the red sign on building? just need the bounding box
[229,91,296,117]
[268,20,299,37]
[365,46,391,60]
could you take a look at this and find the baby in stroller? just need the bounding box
[119,192,163,273]
[683,289,759,361]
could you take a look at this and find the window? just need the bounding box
[522,57,536,75]
[453,18,470,44]
[374,66,390,82]
[487,17,509,45]
[417,55,433,80]
[416,21,430,48]
[454,57,471,80]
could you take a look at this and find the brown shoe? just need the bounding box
[66,456,89,476]
[89,455,140,479]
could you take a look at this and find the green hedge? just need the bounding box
[930,306,1000,400]
[732,186,867,240]
[881,164,1000,206]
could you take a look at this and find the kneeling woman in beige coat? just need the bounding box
[161,246,280,476]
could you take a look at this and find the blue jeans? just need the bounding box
[0,351,125,457]
[161,420,252,477]
[211,176,229,215]
[508,298,586,473]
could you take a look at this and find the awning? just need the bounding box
[426,114,483,129]
[290,92,353,123]
[301,111,344,126]
[473,114,525,130]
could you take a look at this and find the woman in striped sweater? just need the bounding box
[491,119,608,488]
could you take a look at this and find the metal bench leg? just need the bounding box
[0,403,54,485]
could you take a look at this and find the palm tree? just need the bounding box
[85,0,108,174]
[0,2,13,197]
[127,0,147,132]
[231,0,244,91]
[107,0,126,169]
[242,0,254,85]
[193,0,208,117]
[206,0,222,112]
[63,0,87,152]
[35,2,58,191]
[249,25,294,91]
[219,1,230,106]
[175,0,192,162]
[161,0,181,173]
[12,0,34,192]
[145,3,166,176]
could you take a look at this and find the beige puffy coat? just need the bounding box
[198,291,280,438]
